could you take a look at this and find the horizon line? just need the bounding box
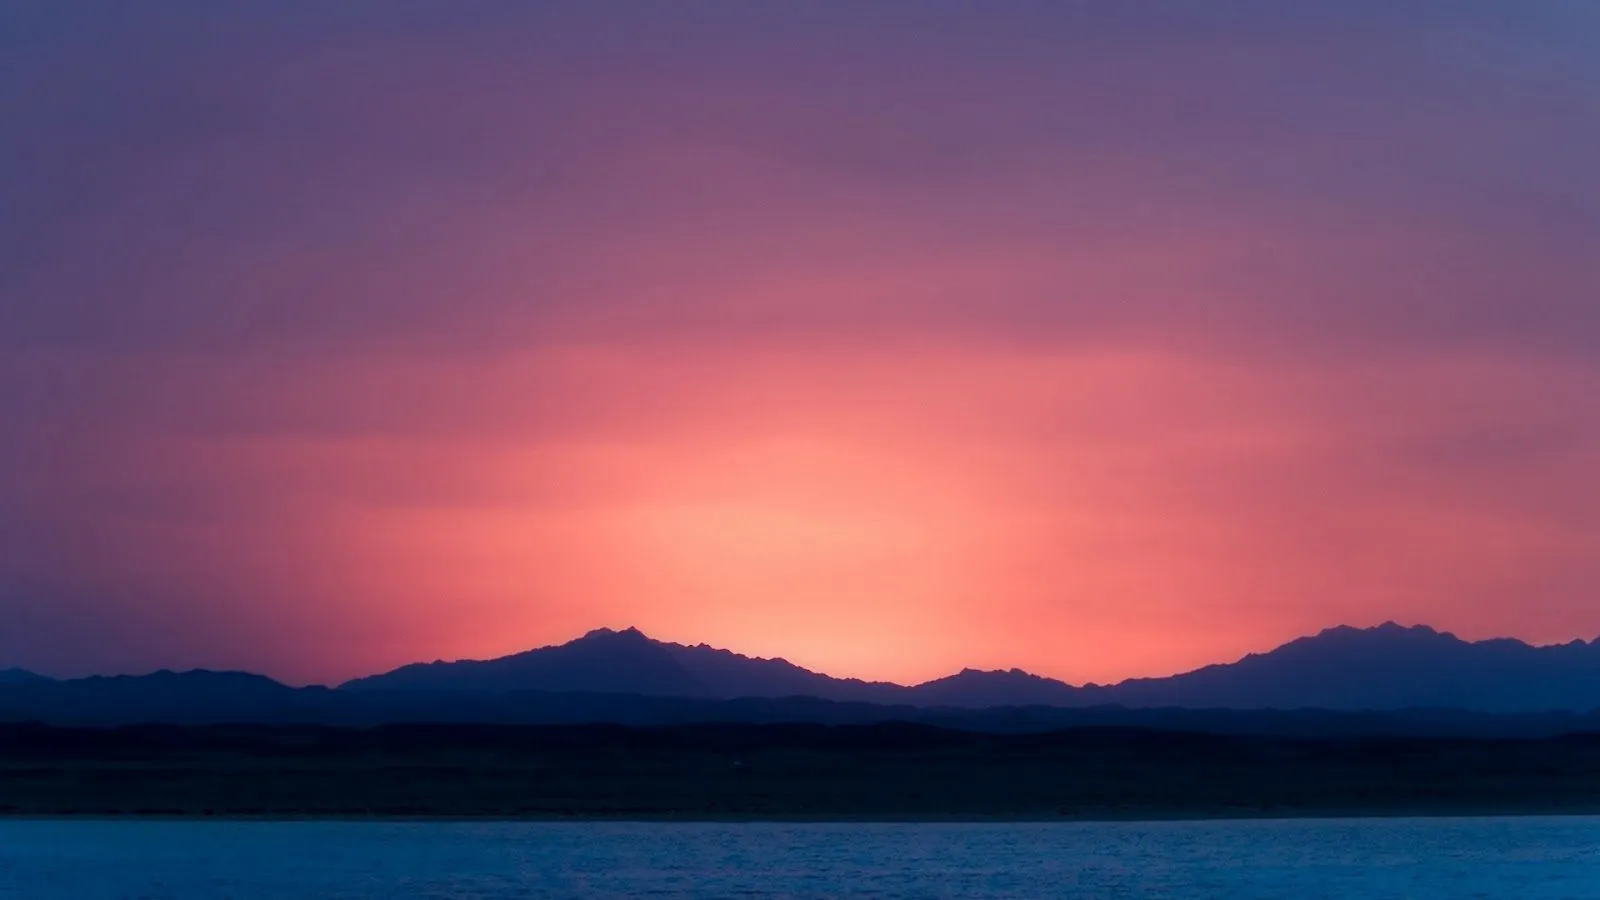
[11,619,1600,689]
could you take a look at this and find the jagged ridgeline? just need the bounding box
[6,624,1600,730]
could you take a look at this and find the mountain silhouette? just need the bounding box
[907,668,1078,707]
[0,669,318,725]
[658,641,907,704]
[10,622,1600,727]
[341,627,715,697]
[1079,623,1600,712]
[338,621,1600,713]
[343,626,908,702]
[0,668,48,686]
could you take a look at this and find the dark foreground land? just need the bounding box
[4,722,1600,819]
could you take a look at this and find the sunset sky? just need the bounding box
[2,2,1597,686]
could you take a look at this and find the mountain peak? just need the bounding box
[343,625,708,697]
[949,667,1036,680]
[1374,621,1439,636]
[580,626,650,641]
[337,621,1600,714]
[1314,622,1445,641]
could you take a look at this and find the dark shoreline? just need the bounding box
[9,809,1600,824]
[6,722,1600,820]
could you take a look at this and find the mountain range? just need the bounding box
[7,623,1600,729]
[341,623,1600,713]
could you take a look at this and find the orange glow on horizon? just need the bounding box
[72,343,1583,687]
[5,3,1596,683]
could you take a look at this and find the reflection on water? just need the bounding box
[1,816,1598,899]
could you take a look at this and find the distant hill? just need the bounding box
[342,627,909,703]
[340,628,714,697]
[7,669,1600,738]
[342,622,1600,714]
[659,637,908,705]
[1078,623,1600,713]
[906,668,1078,708]
[9,622,1600,728]
[0,668,49,686]
[0,670,321,725]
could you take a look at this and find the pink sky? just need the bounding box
[1,3,1597,684]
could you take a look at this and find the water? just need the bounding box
[1,817,1597,899]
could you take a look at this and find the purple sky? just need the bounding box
[2,2,1597,685]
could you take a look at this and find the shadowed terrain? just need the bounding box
[5,723,1600,820]
[14,624,1600,730]
[342,624,1600,713]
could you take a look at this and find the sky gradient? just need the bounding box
[3,1,1598,686]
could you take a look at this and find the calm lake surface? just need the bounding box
[1,817,1597,899]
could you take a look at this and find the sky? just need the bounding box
[2,1,1597,686]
